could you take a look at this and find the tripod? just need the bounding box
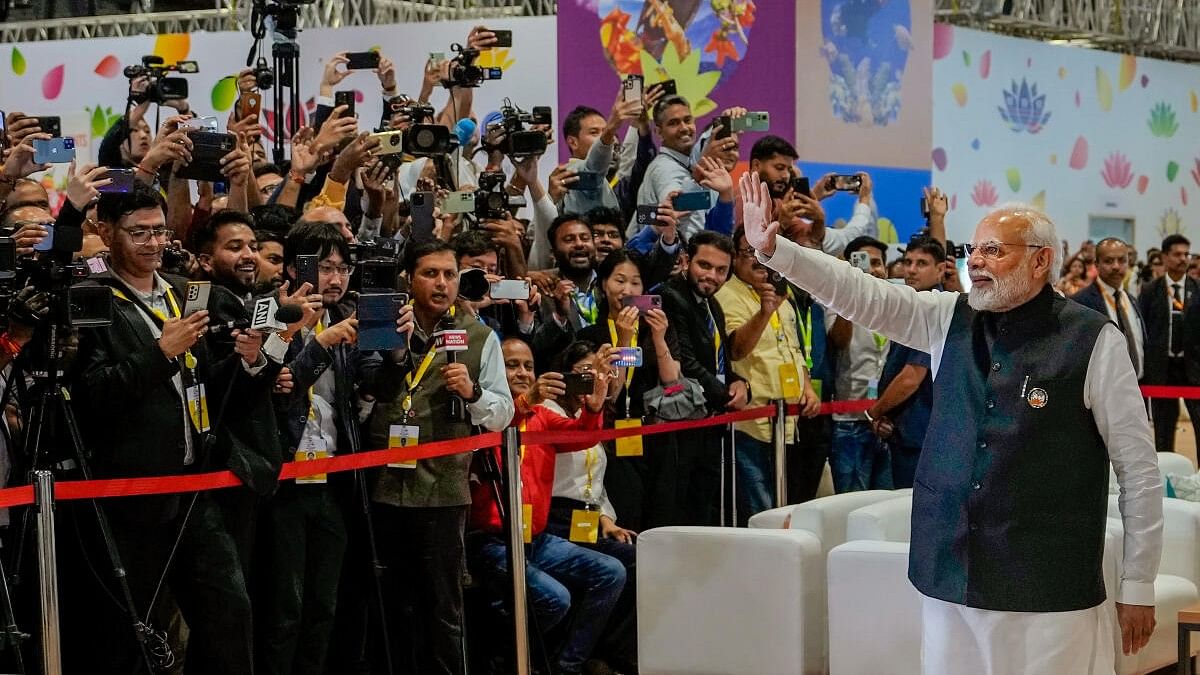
[16,308,173,674]
[247,0,303,166]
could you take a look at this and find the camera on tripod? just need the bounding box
[123,55,199,106]
[251,56,275,90]
[474,170,526,221]
[443,43,502,89]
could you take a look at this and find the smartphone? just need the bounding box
[33,223,54,252]
[621,294,662,313]
[671,190,711,211]
[622,74,644,103]
[850,251,871,272]
[653,79,677,96]
[183,281,211,317]
[174,131,236,183]
[345,51,380,70]
[920,196,930,218]
[295,254,320,290]
[490,279,530,301]
[30,116,61,138]
[442,190,475,214]
[614,346,643,368]
[180,116,218,132]
[0,111,7,152]
[490,29,513,48]
[731,112,770,133]
[98,168,136,194]
[410,191,436,243]
[334,90,355,118]
[571,171,604,191]
[790,176,811,197]
[360,259,398,292]
[237,93,262,120]
[636,204,658,227]
[357,292,408,351]
[429,52,445,63]
[32,137,75,164]
[562,372,595,396]
[370,130,404,155]
[715,115,733,140]
[828,174,863,192]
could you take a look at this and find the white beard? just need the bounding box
[968,261,1038,312]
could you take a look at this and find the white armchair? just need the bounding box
[845,495,913,543]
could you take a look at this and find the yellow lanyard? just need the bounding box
[111,285,197,370]
[583,446,596,503]
[872,332,888,351]
[306,318,325,420]
[746,282,789,351]
[607,319,638,390]
[797,307,814,370]
[403,307,456,413]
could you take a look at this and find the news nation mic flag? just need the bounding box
[433,329,469,353]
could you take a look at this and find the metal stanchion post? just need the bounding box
[35,470,62,675]
[502,427,531,675]
[774,399,788,508]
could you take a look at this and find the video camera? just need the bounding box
[0,225,112,329]
[385,99,452,156]
[124,55,198,105]
[443,43,502,89]
[486,99,551,158]
[474,170,526,220]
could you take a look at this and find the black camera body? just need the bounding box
[473,170,526,220]
[495,101,551,158]
[252,56,275,90]
[405,124,452,156]
[388,98,435,122]
[124,55,197,105]
[443,44,502,89]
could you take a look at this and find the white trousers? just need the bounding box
[921,595,1117,675]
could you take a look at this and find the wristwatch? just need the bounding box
[466,382,483,404]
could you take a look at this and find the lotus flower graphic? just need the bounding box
[1101,152,1134,189]
[997,78,1051,134]
[1148,102,1179,138]
[1160,208,1184,238]
[971,179,998,207]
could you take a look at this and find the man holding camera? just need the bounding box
[367,240,513,675]
[72,184,261,675]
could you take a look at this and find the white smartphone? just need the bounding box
[850,251,871,273]
[490,279,531,300]
[183,281,211,317]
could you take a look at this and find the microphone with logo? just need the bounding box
[206,296,304,338]
[433,313,469,421]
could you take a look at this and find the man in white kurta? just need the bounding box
[739,173,1162,674]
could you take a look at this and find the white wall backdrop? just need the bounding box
[933,26,1200,254]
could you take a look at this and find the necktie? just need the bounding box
[1113,290,1140,375]
[1171,283,1185,357]
[703,300,725,375]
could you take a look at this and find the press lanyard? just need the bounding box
[607,319,638,389]
[402,307,456,420]
[583,447,596,503]
[575,286,599,325]
[306,317,325,420]
[110,285,197,372]
[796,306,814,370]
[746,281,793,356]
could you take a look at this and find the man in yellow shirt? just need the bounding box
[717,226,822,524]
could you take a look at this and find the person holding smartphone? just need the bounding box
[559,84,644,215]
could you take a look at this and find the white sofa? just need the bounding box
[637,526,825,675]
[845,495,913,543]
[827,541,923,674]
[747,489,912,531]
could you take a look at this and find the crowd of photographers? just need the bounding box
[0,22,1118,675]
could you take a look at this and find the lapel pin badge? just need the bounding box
[1027,387,1048,409]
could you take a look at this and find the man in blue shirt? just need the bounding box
[866,237,946,488]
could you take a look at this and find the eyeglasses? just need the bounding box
[736,247,757,258]
[318,263,355,277]
[963,241,1047,259]
[125,227,174,246]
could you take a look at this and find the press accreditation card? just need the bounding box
[185,384,210,433]
[388,424,419,468]
[779,363,802,400]
[294,439,329,484]
[569,508,600,544]
[615,418,643,457]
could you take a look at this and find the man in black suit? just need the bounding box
[1072,237,1145,380]
[1137,233,1200,451]
[71,184,265,674]
[660,231,748,525]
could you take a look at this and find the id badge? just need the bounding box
[294,439,329,485]
[388,424,419,469]
[521,503,533,544]
[867,377,880,400]
[569,508,600,544]
[614,418,643,457]
[185,384,210,433]
[779,363,802,400]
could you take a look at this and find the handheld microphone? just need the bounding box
[434,314,469,421]
[207,302,303,335]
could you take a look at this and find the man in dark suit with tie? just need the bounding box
[660,231,749,525]
[1137,234,1200,451]
[1072,238,1145,379]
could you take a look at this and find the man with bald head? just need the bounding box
[741,172,1162,674]
[1073,238,1145,380]
[300,205,355,243]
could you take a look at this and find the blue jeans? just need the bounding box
[734,431,774,525]
[473,532,626,673]
[831,421,893,493]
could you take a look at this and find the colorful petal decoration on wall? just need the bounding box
[1118,54,1136,91]
[1095,67,1113,112]
[94,55,121,78]
[932,147,947,171]
[152,33,190,65]
[1031,190,1045,211]
[1138,175,1150,194]
[1069,136,1089,170]
[210,77,237,112]
[1168,160,1180,183]
[41,64,64,100]
[932,23,954,60]
[11,48,25,76]
[979,50,991,79]
[1005,167,1021,192]
[952,83,967,107]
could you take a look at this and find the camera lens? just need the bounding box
[412,193,425,206]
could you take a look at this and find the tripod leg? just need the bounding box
[0,545,27,674]
[354,471,394,675]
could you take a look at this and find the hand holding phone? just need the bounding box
[345,51,381,70]
[295,254,320,290]
[621,295,662,313]
[183,281,211,317]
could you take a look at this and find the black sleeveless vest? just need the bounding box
[910,285,1111,612]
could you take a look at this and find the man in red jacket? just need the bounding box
[468,337,627,675]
